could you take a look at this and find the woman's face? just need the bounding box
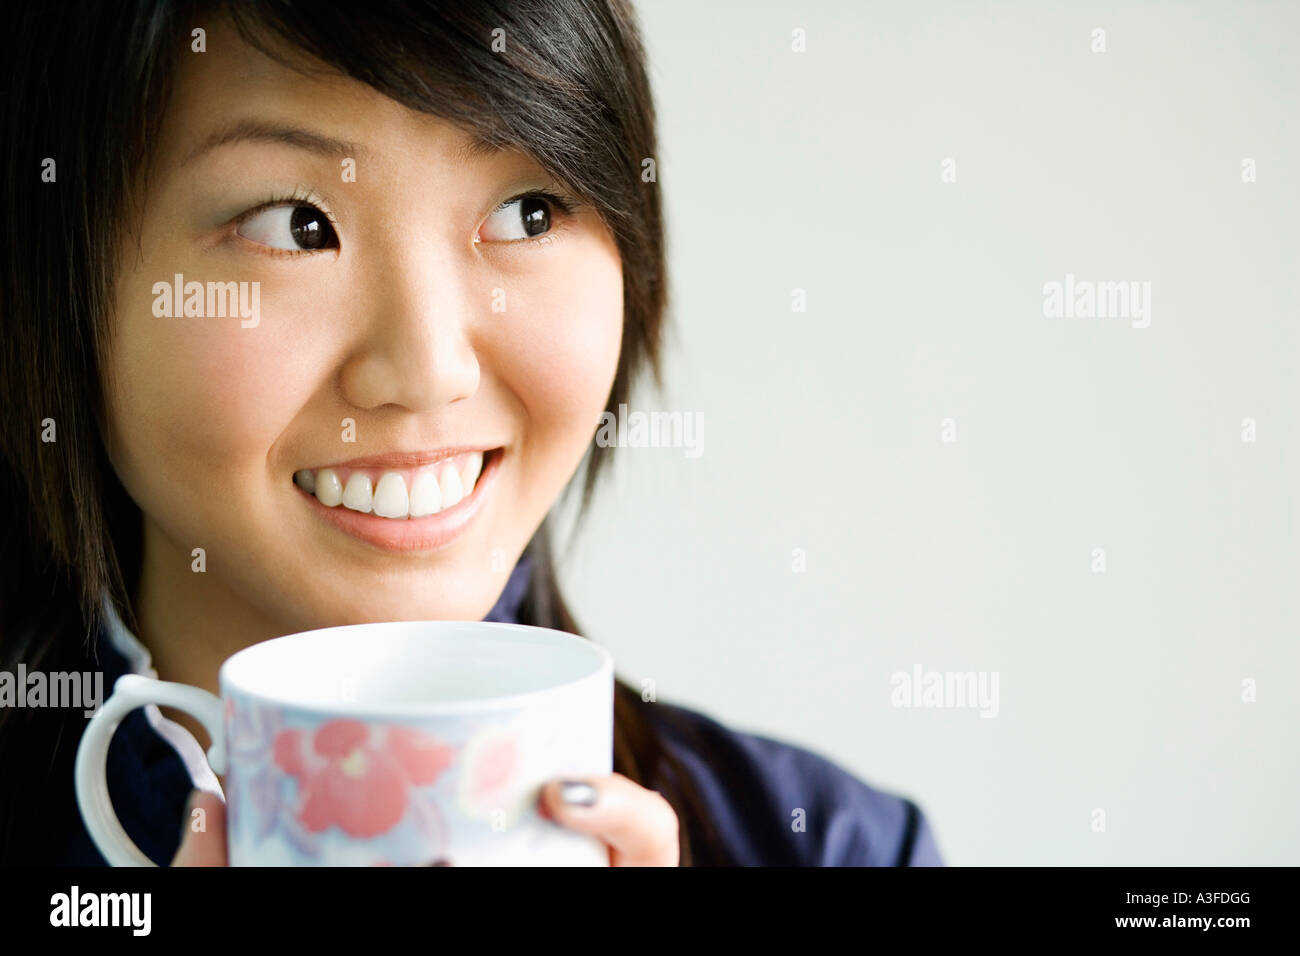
[104,22,623,632]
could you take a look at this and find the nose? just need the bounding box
[338,246,481,413]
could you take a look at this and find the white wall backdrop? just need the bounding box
[554,0,1299,864]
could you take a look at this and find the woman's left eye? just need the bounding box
[236,204,339,252]
[478,194,561,242]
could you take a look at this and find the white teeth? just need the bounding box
[409,471,442,517]
[460,451,483,493]
[315,468,343,507]
[342,473,373,512]
[372,473,409,519]
[438,461,464,508]
[302,452,489,519]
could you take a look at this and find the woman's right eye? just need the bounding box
[236,204,339,252]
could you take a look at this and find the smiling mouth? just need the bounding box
[292,448,502,520]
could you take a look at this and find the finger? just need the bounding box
[539,775,679,866]
[171,789,228,866]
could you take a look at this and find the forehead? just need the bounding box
[154,18,484,177]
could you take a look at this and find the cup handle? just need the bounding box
[74,673,227,866]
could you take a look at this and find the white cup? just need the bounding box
[76,620,613,865]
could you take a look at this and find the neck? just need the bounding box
[134,519,284,756]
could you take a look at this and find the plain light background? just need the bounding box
[552,0,1299,864]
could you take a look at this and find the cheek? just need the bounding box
[488,236,624,445]
[105,272,314,525]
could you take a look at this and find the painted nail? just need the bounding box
[559,780,598,807]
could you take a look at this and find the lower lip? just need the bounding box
[296,450,502,554]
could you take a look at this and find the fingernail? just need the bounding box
[559,780,597,807]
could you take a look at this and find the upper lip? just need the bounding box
[302,445,502,470]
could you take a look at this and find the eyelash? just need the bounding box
[494,189,576,219]
[230,187,578,257]
[483,189,577,248]
[231,186,338,259]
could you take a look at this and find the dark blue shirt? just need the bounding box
[642,700,943,865]
[40,558,942,866]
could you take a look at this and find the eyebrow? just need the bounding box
[181,118,502,168]
[181,119,363,168]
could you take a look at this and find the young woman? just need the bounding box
[0,0,943,866]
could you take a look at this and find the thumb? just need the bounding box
[170,789,228,866]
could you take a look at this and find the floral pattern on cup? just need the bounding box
[220,696,607,865]
[456,721,532,828]
[272,719,456,839]
[226,697,322,856]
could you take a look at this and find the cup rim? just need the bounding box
[218,620,613,717]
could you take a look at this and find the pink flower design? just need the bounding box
[468,734,520,805]
[272,720,455,838]
[457,723,529,825]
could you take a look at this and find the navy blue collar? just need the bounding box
[481,553,534,624]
